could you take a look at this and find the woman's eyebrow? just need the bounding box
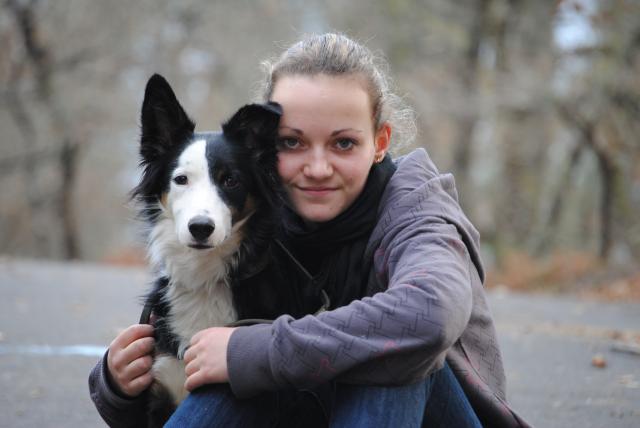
[278,127,364,136]
[278,126,303,134]
[331,128,364,136]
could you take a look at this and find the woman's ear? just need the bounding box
[374,122,391,161]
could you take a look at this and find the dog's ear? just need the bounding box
[223,102,284,205]
[221,102,282,149]
[140,74,195,163]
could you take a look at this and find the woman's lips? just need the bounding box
[297,186,337,197]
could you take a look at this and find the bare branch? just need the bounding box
[0,147,61,174]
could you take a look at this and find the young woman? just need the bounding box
[90,33,531,427]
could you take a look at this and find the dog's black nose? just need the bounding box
[188,216,215,241]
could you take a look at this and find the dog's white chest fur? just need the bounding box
[154,277,237,405]
[167,277,237,356]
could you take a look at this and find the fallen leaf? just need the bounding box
[591,354,607,368]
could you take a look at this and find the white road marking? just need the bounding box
[0,344,107,357]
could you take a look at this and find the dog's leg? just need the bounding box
[153,355,189,404]
[146,355,189,427]
[147,382,176,428]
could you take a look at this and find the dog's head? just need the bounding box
[133,74,281,250]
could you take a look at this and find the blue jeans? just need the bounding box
[165,362,482,427]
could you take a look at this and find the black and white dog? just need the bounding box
[133,74,316,426]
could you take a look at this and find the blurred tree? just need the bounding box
[537,0,640,262]
[0,0,147,259]
[0,0,637,274]
[2,0,81,258]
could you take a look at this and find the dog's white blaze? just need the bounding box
[169,139,233,248]
[145,138,251,406]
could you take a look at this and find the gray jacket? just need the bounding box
[227,149,530,427]
[89,149,531,427]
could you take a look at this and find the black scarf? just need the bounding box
[278,155,396,309]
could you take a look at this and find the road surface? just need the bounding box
[1,258,638,427]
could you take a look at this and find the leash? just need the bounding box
[224,289,330,327]
[139,301,154,325]
[138,239,331,327]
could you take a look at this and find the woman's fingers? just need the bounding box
[121,336,155,364]
[110,324,154,351]
[106,324,155,397]
[124,370,154,397]
[183,344,195,364]
[184,356,198,377]
[109,336,154,375]
[111,352,154,397]
[123,354,154,380]
[108,325,154,369]
[182,327,236,391]
[184,369,207,392]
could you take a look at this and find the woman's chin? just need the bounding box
[297,207,339,224]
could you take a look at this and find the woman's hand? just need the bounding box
[183,327,236,391]
[106,324,155,398]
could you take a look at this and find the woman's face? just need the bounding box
[271,74,390,223]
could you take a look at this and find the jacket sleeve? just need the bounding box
[88,350,149,427]
[227,201,475,397]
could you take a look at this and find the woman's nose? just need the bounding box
[303,150,332,179]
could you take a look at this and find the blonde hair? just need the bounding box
[259,33,416,152]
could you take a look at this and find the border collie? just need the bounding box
[133,74,288,426]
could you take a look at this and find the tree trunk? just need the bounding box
[6,0,81,259]
[452,0,490,183]
[59,140,80,259]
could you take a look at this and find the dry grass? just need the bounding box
[101,246,146,267]
[486,250,640,301]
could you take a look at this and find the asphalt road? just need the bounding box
[0,258,638,427]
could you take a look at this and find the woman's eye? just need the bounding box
[173,175,188,185]
[223,175,239,188]
[276,137,300,150]
[335,138,355,151]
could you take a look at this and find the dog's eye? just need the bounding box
[222,174,239,189]
[173,175,188,185]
